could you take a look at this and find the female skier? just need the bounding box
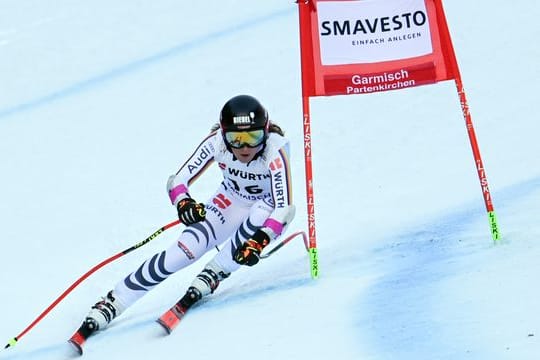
[69,94,295,352]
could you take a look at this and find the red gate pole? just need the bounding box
[298,0,320,278]
[454,77,500,242]
[302,95,319,278]
[435,0,501,242]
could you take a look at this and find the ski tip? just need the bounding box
[156,318,173,335]
[68,339,84,356]
[68,331,87,356]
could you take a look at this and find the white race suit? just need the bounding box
[114,130,295,306]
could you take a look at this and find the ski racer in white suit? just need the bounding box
[79,95,295,334]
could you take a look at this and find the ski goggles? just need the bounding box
[224,129,266,149]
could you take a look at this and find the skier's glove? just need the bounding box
[234,229,270,266]
[177,198,206,225]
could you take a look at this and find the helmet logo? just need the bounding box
[233,112,256,125]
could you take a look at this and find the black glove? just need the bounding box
[234,229,270,266]
[177,198,206,225]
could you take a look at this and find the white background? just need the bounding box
[1,1,539,359]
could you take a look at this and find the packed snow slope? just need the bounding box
[0,1,539,359]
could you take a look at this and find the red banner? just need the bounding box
[297,0,499,268]
[298,0,459,97]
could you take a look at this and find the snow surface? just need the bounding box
[1,1,539,359]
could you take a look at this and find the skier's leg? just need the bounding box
[178,199,275,307]
[84,201,235,331]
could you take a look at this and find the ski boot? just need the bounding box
[68,290,126,355]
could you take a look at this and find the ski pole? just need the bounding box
[4,219,181,350]
[260,230,308,259]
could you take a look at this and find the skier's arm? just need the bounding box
[261,144,295,240]
[234,144,295,266]
[167,133,216,225]
[167,132,217,206]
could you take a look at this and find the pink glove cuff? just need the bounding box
[169,184,188,204]
[263,218,284,236]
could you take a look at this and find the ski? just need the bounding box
[68,332,85,356]
[66,287,200,355]
[156,303,189,334]
[66,302,189,356]
[67,319,98,356]
[156,286,202,334]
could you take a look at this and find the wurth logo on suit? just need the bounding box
[269,155,287,209]
[222,166,272,202]
[272,172,285,208]
[227,167,271,181]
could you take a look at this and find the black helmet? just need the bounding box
[220,95,268,132]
